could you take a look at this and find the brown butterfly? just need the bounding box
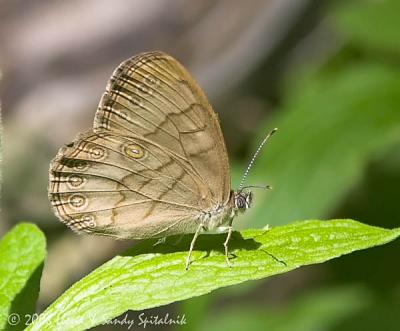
[48,51,276,269]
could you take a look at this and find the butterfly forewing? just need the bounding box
[94,52,230,203]
[49,52,231,239]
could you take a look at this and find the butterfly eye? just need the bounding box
[246,192,253,208]
[235,195,247,209]
[124,143,145,159]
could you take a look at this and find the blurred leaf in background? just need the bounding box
[195,286,371,331]
[244,0,400,228]
[333,0,400,54]
[250,62,400,227]
[180,1,400,330]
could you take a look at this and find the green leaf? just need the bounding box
[0,223,46,331]
[249,63,400,226]
[27,219,399,331]
[332,0,400,54]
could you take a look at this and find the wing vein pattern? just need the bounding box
[49,51,231,239]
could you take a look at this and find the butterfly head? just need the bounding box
[232,128,277,215]
[233,190,253,213]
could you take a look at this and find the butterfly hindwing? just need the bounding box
[49,131,205,238]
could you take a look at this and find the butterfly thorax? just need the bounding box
[200,190,253,232]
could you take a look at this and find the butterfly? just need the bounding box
[48,51,276,269]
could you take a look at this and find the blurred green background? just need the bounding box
[1,0,399,330]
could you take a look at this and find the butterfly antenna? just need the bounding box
[241,184,272,190]
[238,128,278,190]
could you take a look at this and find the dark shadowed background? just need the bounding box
[1,0,399,330]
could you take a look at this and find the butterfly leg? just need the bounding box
[153,237,166,246]
[185,224,204,270]
[223,225,233,267]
